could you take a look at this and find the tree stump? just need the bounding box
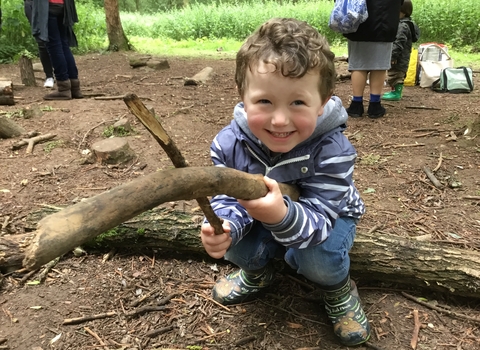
[19,55,37,87]
[0,81,15,106]
[92,138,136,164]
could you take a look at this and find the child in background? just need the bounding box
[382,0,420,101]
[200,18,370,346]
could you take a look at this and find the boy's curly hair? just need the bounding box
[235,18,336,102]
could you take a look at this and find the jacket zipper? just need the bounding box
[245,144,310,176]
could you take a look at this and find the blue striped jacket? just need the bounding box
[208,96,365,249]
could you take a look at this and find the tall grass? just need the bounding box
[0,0,479,63]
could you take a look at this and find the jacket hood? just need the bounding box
[233,96,348,150]
[402,17,420,43]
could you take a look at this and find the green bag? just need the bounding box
[432,67,474,93]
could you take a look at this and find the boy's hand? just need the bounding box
[238,176,287,225]
[200,221,232,259]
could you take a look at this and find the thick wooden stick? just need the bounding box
[21,166,299,270]
[123,93,225,235]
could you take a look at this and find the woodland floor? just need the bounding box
[0,51,480,350]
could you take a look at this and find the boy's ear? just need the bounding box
[318,95,332,115]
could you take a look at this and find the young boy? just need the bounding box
[200,18,369,346]
[382,0,420,101]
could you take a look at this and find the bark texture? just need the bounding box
[104,0,132,51]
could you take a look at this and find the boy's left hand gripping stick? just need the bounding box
[123,93,225,235]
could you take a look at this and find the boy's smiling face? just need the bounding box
[243,61,328,153]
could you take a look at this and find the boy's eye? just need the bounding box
[293,100,305,106]
[258,99,271,104]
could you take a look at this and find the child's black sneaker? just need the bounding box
[367,102,386,119]
[212,265,275,305]
[346,101,364,118]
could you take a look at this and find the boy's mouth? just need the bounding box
[269,131,293,138]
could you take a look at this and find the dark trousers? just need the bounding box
[47,4,78,81]
[24,0,54,79]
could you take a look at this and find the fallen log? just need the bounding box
[0,116,25,138]
[5,204,480,299]
[1,165,479,299]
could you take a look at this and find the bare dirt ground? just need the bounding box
[0,51,479,350]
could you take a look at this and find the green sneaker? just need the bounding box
[212,265,275,305]
[322,278,371,346]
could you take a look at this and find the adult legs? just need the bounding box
[46,6,78,82]
[24,0,54,83]
[44,5,79,100]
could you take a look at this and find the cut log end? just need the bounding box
[0,81,15,106]
[92,138,136,164]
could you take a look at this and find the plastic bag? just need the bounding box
[328,0,369,34]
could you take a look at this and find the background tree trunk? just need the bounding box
[104,0,133,51]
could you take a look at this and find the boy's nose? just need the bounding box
[271,109,289,126]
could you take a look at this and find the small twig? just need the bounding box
[77,120,113,150]
[124,305,167,318]
[234,335,256,346]
[129,288,160,308]
[401,292,480,325]
[463,196,480,200]
[405,106,441,110]
[63,311,117,325]
[193,330,229,344]
[145,325,175,338]
[84,326,107,348]
[432,152,443,172]
[38,257,60,282]
[101,248,116,263]
[19,269,39,284]
[411,309,420,349]
[367,224,382,234]
[392,143,426,148]
[423,166,442,188]
[11,133,57,154]
[157,293,179,306]
[413,131,439,138]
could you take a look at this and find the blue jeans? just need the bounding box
[46,4,78,81]
[224,216,357,288]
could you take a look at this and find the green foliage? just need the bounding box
[413,0,480,48]
[0,0,37,62]
[43,140,64,154]
[1,0,480,63]
[102,125,131,137]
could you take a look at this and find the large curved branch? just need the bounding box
[20,167,298,270]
